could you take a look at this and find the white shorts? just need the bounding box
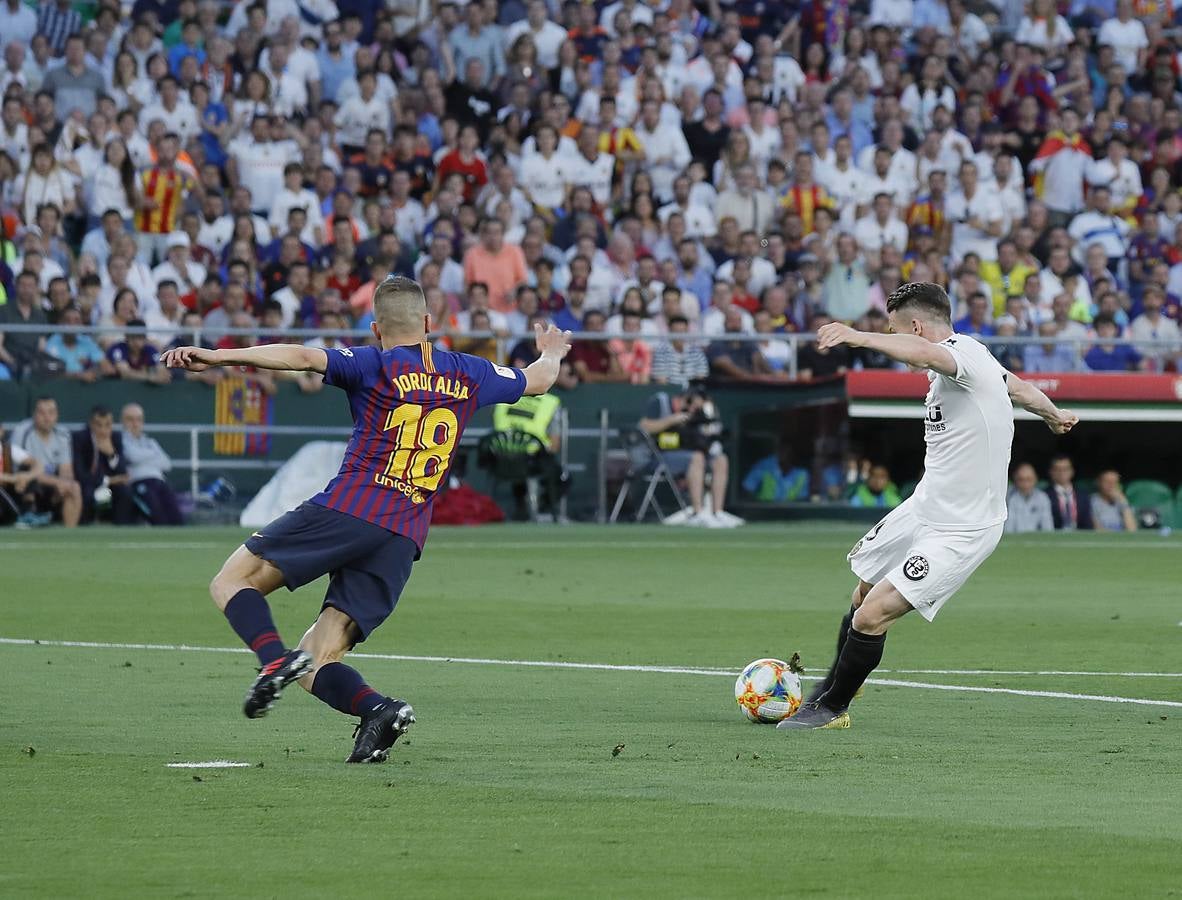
[846,497,1003,621]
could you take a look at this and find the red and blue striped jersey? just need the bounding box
[310,342,526,551]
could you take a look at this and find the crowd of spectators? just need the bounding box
[1005,454,1140,530]
[1,395,181,526]
[0,0,1181,391]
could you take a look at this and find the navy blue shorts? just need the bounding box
[245,501,416,642]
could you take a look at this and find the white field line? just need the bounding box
[0,539,1177,553]
[2,637,1181,709]
[166,761,251,769]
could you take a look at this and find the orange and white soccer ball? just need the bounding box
[734,658,803,723]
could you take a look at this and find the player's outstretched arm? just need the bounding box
[161,344,329,374]
[816,323,958,376]
[522,323,572,395]
[1006,372,1079,434]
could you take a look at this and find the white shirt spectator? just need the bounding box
[139,100,200,144]
[454,308,508,332]
[1128,312,1181,369]
[771,55,806,104]
[869,0,914,29]
[335,94,392,148]
[1097,15,1148,75]
[853,213,909,253]
[713,188,776,235]
[0,1,37,47]
[1038,268,1091,310]
[1086,157,1143,211]
[270,186,326,237]
[392,199,426,247]
[950,12,991,54]
[231,139,301,212]
[502,19,568,69]
[946,188,1004,262]
[632,122,691,202]
[715,256,777,297]
[1067,211,1130,263]
[1014,15,1074,53]
[201,213,273,255]
[414,254,466,296]
[1028,136,1090,214]
[567,152,616,207]
[90,163,134,220]
[658,201,717,239]
[152,258,207,292]
[701,305,753,335]
[269,285,303,326]
[900,83,957,133]
[520,152,572,209]
[818,160,869,224]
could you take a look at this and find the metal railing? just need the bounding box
[3,323,1179,380]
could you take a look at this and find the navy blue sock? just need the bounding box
[312,662,385,716]
[224,589,286,666]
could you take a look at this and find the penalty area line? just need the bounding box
[2,637,1182,710]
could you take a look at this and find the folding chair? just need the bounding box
[609,427,687,523]
[477,430,547,522]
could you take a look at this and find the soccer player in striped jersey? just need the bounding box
[162,276,571,762]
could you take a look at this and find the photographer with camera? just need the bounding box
[638,385,743,528]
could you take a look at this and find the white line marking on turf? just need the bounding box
[3,638,1182,710]
[166,761,251,769]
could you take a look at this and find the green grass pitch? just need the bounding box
[2,524,1180,899]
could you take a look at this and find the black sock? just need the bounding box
[808,604,857,700]
[311,662,385,716]
[224,588,286,666]
[819,628,885,711]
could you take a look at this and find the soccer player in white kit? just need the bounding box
[780,283,1079,730]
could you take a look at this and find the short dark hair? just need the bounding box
[886,282,952,324]
[89,405,113,421]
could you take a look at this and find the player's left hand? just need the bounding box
[1046,409,1079,434]
[161,346,219,372]
[816,322,861,350]
[535,323,572,360]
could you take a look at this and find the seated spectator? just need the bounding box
[45,306,111,383]
[990,317,1025,371]
[0,270,48,377]
[72,405,135,525]
[107,321,170,384]
[1047,454,1093,530]
[707,307,783,382]
[9,396,81,527]
[1091,469,1137,532]
[639,386,740,527]
[1005,462,1054,533]
[754,309,792,373]
[1128,286,1180,372]
[651,317,710,388]
[1084,314,1142,371]
[463,216,527,314]
[568,310,626,382]
[451,309,500,362]
[848,464,901,509]
[797,315,852,379]
[1023,322,1079,372]
[852,309,896,369]
[742,445,810,502]
[120,403,183,526]
[954,292,995,337]
[608,311,653,384]
[0,424,44,526]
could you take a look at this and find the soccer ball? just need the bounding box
[734,658,803,723]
